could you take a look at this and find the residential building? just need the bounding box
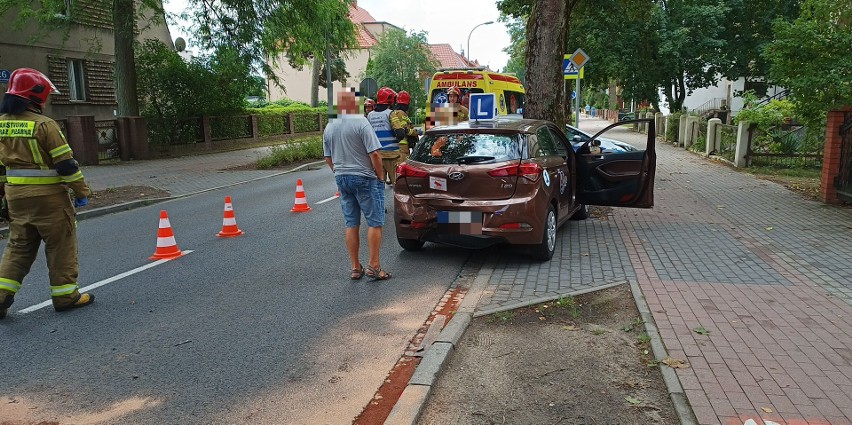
[0,0,173,121]
[267,1,475,105]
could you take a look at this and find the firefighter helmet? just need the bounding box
[377,87,396,105]
[364,98,375,108]
[396,91,411,105]
[5,68,60,107]
[446,86,461,97]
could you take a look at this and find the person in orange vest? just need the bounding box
[389,90,419,162]
[446,86,469,122]
[0,68,94,319]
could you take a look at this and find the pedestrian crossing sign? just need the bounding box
[563,55,585,80]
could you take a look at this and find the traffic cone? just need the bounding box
[149,210,184,260]
[290,179,312,212]
[217,196,244,238]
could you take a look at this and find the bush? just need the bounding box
[256,136,324,168]
[666,112,684,142]
[248,105,325,136]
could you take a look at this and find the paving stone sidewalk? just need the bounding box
[477,118,852,425]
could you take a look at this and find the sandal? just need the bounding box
[351,264,365,280]
[366,265,392,281]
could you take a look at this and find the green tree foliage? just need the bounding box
[186,0,356,82]
[364,29,438,111]
[763,0,852,126]
[500,16,527,83]
[136,40,259,143]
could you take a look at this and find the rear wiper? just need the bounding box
[456,155,496,165]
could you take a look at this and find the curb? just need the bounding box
[629,279,699,425]
[384,255,494,425]
[0,160,325,238]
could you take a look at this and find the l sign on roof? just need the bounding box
[569,48,589,70]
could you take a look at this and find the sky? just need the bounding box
[162,0,512,71]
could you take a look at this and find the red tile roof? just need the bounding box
[349,3,376,23]
[355,25,377,48]
[428,44,475,69]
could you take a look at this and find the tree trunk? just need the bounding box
[114,0,139,116]
[609,80,618,110]
[310,55,321,107]
[524,0,570,126]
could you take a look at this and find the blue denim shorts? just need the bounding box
[335,174,385,228]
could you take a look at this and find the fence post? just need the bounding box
[683,116,696,148]
[820,109,849,203]
[64,115,99,165]
[705,118,721,156]
[655,113,664,139]
[317,113,323,132]
[678,115,688,147]
[288,113,295,134]
[202,116,212,150]
[734,120,750,167]
[251,115,259,141]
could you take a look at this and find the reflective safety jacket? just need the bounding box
[455,104,470,122]
[367,108,397,151]
[389,110,418,145]
[0,110,90,201]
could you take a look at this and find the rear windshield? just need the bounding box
[411,133,523,165]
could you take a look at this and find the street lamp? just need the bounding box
[467,21,494,64]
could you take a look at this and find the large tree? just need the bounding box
[364,29,437,112]
[763,0,852,126]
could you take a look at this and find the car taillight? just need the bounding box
[487,162,542,182]
[396,163,428,178]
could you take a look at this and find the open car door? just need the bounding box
[575,119,656,208]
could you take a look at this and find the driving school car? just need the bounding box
[393,117,657,261]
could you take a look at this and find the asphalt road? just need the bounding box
[0,165,471,424]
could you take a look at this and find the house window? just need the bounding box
[67,59,86,101]
[743,80,768,98]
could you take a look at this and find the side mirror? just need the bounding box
[572,135,582,142]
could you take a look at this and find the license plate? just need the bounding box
[437,211,483,235]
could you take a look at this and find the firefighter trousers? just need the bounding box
[0,192,82,309]
[379,151,401,184]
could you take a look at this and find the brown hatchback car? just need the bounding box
[393,117,656,261]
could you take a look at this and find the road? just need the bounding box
[0,165,471,424]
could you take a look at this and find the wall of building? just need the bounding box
[269,49,371,104]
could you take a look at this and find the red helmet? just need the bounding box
[446,86,461,97]
[364,98,375,108]
[377,87,396,105]
[5,68,60,107]
[396,90,411,105]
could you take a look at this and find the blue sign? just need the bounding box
[0,69,11,83]
[469,93,496,121]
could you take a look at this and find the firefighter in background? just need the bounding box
[446,86,469,122]
[367,87,399,185]
[390,90,419,163]
[364,98,375,118]
[0,68,94,319]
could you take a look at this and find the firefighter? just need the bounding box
[0,68,94,319]
[364,98,375,118]
[446,86,469,122]
[367,87,399,185]
[390,90,419,162]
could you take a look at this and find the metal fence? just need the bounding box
[746,124,822,168]
[716,124,738,162]
[94,120,120,161]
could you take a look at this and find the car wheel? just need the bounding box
[530,205,557,261]
[398,238,425,251]
[570,204,588,220]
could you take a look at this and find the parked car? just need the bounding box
[565,124,639,153]
[618,111,635,121]
[393,117,657,261]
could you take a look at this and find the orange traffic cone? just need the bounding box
[150,210,184,260]
[217,196,244,238]
[290,179,312,212]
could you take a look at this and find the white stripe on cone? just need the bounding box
[157,236,177,247]
[223,217,236,225]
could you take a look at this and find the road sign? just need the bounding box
[563,55,585,80]
[0,69,11,83]
[569,48,590,70]
[469,93,496,121]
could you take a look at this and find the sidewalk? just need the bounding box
[80,118,852,425]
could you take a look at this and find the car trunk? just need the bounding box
[401,160,522,201]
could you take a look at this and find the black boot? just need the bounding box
[0,295,14,319]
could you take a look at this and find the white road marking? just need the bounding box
[17,250,195,314]
[316,195,339,205]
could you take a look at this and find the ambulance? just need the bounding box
[426,68,525,128]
